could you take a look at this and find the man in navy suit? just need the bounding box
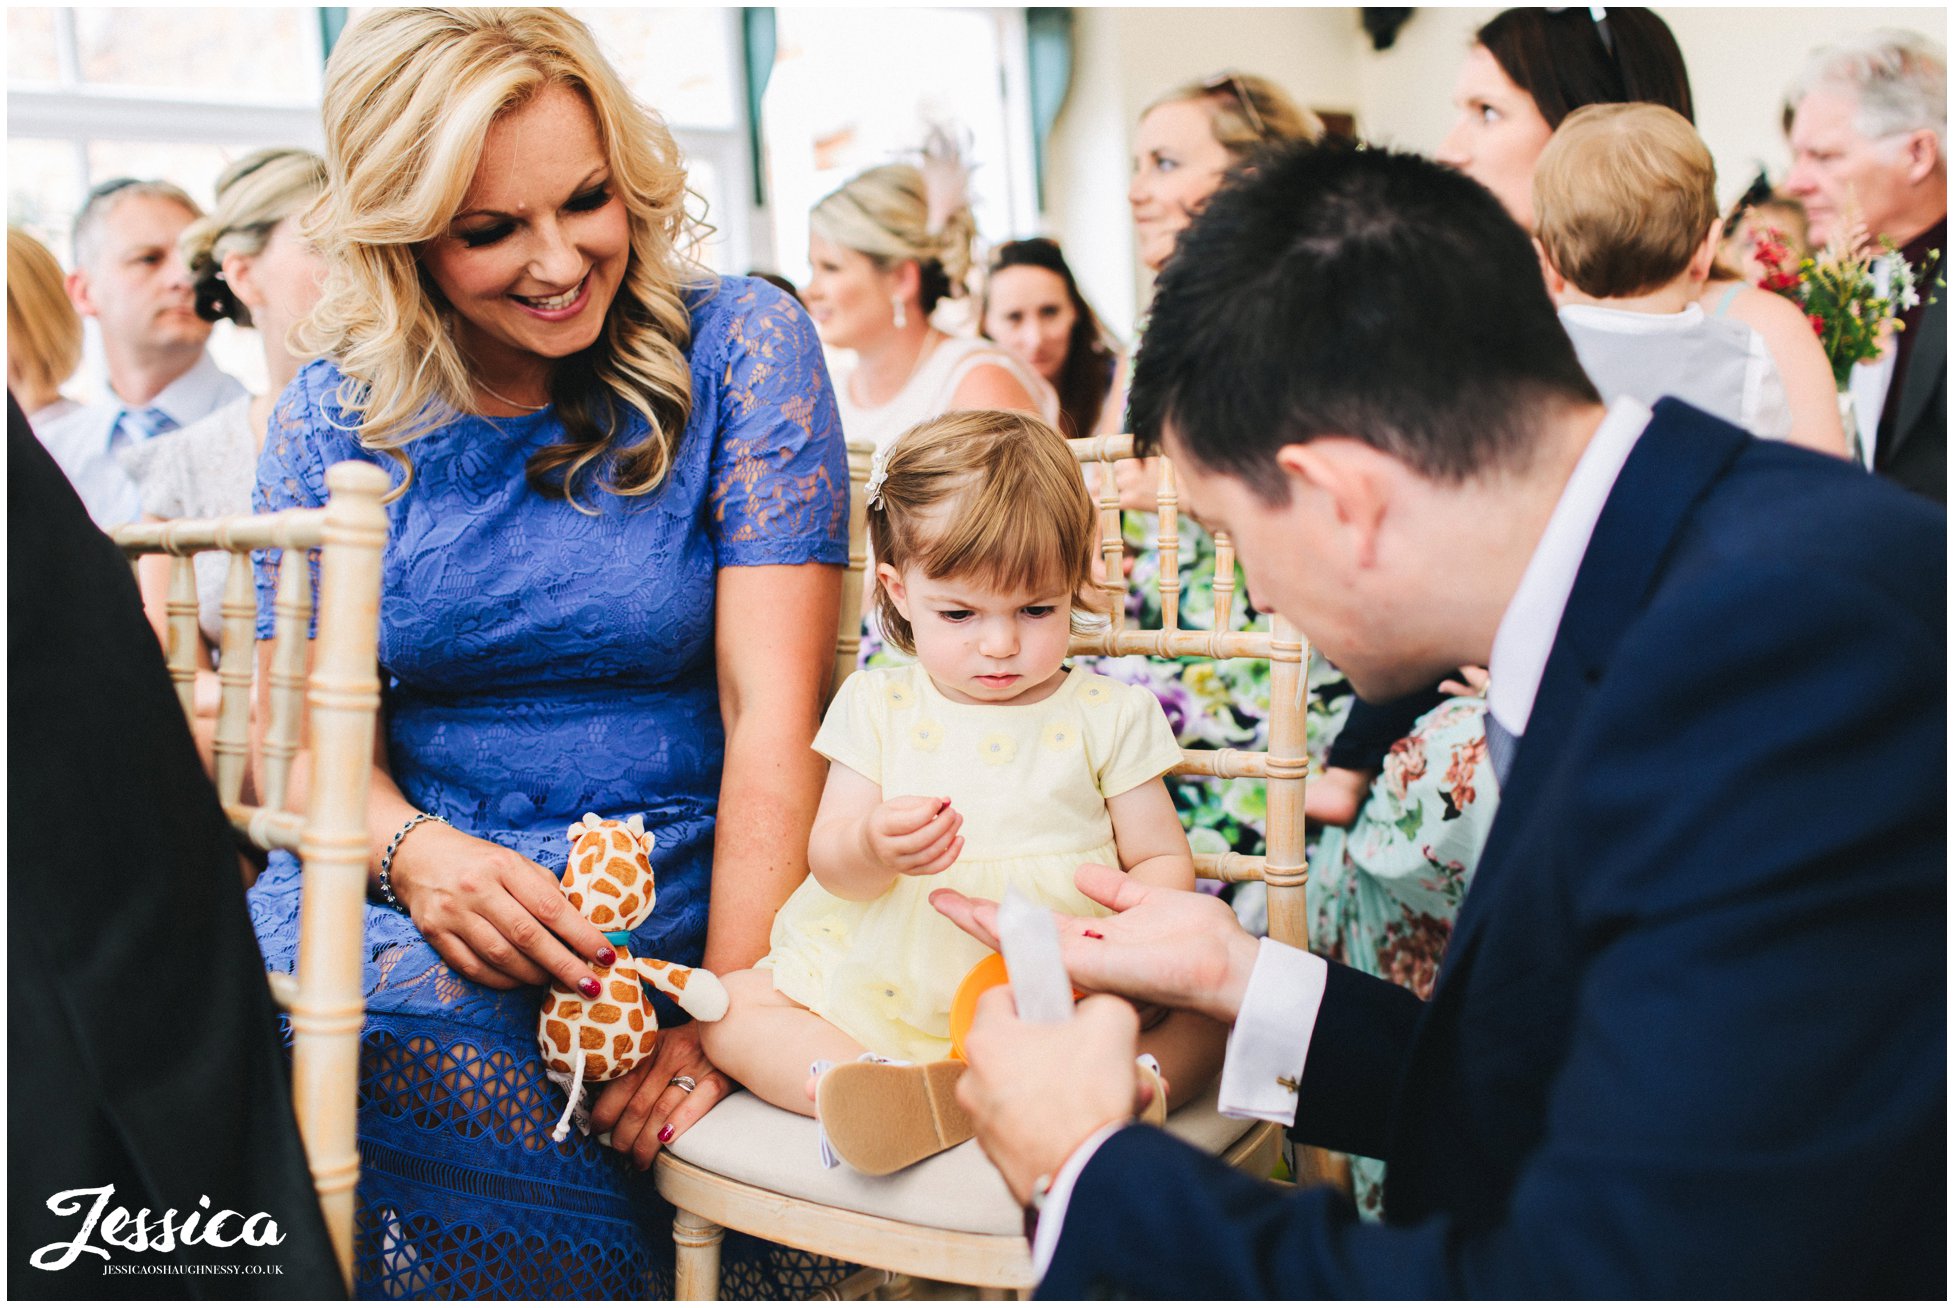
[932,143,1944,1297]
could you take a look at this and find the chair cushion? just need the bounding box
[664,1080,1257,1236]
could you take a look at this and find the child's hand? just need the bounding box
[867,796,964,877]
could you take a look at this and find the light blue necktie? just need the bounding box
[110,405,177,451]
[1485,713,1521,790]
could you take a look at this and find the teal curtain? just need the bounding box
[741,8,777,208]
[318,7,348,60]
[1025,8,1075,213]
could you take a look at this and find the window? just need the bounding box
[762,7,1037,301]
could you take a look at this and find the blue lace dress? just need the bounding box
[249,278,850,1298]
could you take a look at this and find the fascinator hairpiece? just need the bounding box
[917,125,972,239]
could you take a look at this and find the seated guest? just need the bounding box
[1785,29,1946,499]
[35,179,245,529]
[248,8,848,1293]
[7,227,83,426]
[937,140,1943,1298]
[1309,674,1497,1219]
[806,133,1054,456]
[124,148,327,757]
[980,237,1124,439]
[1436,6,1848,458]
[1536,103,1813,451]
[9,397,341,1297]
[1107,70,1327,863]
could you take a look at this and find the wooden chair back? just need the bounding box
[1067,434,1311,949]
[110,460,390,1290]
[833,436,875,703]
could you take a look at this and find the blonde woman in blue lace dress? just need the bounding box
[249,10,847,1296]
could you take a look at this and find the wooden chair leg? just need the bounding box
[673,1207,723,1300]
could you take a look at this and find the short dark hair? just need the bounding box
[1478,7,1694,129]
[1129,141,1598,493]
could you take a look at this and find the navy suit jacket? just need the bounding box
[1042,401,1946,1298]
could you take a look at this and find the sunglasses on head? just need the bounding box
[1201,70,1270,141]
[1545,5,1616,59]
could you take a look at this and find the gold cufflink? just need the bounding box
[1276,1075,1299,1094]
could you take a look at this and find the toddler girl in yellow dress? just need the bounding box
[703,409,1225,1172]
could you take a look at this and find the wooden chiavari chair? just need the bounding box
[110,460,390,1290]
[651,436,1312,1299]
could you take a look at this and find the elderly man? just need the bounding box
[34,178,245,529]
[933,143,1943,1298]
[1785,30,1946,501]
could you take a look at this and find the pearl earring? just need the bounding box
[891,295,908,330]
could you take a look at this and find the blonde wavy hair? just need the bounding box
[304,6,705,504]
[868,409,1108,655]
[179,148,327,329]
[6,226,82,404]
[1147,72,1324,163]
[810,130,978,313]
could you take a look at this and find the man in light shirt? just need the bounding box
[1785,30,1946,501]
[33,177,246,529]
[933,144,1943,1297]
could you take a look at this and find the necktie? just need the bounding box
[110,405,177,451]
[1484,712,1520,790]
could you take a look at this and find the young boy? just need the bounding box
[1534,103,1793,440]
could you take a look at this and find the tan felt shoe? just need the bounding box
[817,1059,974,1176]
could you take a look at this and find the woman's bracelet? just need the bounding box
[378,812,450,911]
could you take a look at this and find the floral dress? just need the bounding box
[1307,694,1498,1219]
[249,278,853,1298]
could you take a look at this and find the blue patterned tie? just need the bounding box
[1484,712,1520,790]
[110,405,177,451]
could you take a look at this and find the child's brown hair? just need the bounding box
[868,409,1106,655]
[1533,102,1719,298]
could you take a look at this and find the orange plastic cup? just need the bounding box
[948,952,1083,1061]
[948,953,1012,1061]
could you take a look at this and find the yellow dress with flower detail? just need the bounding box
[760,662,1185,1062]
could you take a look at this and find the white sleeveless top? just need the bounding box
[1559,303,1794,441]
[835,334,1059,452]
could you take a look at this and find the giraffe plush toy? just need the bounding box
[539,813,728,1142]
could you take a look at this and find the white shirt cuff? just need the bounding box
[1217,937,1327,1123]
[1029,1121,1125,1283]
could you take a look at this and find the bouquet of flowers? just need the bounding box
[1753,221,1923,390]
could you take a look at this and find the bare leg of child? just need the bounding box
[1136,1008,1230,1111]
[1305,765,1376,828]
[699,967,866,1116]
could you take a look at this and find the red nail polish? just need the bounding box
[1084,930,1105,940]
[657,1123,674,1144]
[596,946,617,967]
[578,976,601,998]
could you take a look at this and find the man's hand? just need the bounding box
[957,988,1145,1205]
[931,863,1260,1024]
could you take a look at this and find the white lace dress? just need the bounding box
[119,394,257,650]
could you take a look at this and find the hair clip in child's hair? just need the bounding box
[864,444,891,510]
